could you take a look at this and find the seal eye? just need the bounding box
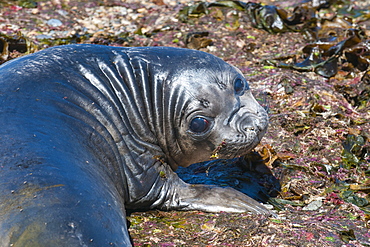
[234,78,247,96]
[189,117,210,133]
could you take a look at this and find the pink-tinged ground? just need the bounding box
[1,0,369,246]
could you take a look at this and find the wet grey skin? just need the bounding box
[0,44,269,246]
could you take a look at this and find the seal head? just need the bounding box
[165,61,268,167]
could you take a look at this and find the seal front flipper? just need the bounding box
[158,175,272,215]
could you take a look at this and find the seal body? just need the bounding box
[0,44,269,246]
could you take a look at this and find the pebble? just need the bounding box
[47,19,63,27]
[35,34,53,40]
[56,9,68,16]
[302,200,323,211]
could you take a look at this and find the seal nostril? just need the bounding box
[240,116,259,133]
[243,126,255,132]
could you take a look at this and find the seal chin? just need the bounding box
[210,129,264,160]
[229,137,260,158]
[213,113,268,160]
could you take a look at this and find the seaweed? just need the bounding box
[341,134,368,169]
[185,31,213,49]
[179,0,370,78]
[0,32,37,63]
[268,27,369,78]
[179,0,335,34]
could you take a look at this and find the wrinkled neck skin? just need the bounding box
[0,45,173,208]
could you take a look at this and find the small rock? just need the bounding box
[31,8,39,15]
[47,19,63,27]
[302,200,323,211]
[56,9,68,16]
[35,34,53,40]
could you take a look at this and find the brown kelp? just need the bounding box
[179,0,370,78]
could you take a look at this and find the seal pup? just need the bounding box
[0,44,269,246]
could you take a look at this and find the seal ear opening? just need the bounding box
[234,78,250,96]
[199,98,210,108]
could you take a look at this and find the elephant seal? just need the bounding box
[0,44,269,246]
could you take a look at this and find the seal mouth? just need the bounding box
[210,115,268,160]
[210,133,262,160]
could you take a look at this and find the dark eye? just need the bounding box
[189,117,210,133]
[234,78,248,96]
